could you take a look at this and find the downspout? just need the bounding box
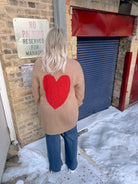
[52,0,67,39]
[118,52,132,111]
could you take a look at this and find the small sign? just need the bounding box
[13,18,49,59]
[20,63,34,86]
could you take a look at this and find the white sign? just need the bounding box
[13,18,49,59]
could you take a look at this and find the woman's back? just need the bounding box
[32,58,84,135]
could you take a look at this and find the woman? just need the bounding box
[32,27,85,172]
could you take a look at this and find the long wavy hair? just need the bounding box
[42,27,67,74]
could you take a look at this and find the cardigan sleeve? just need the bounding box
[75,62,85,107]
[32,61,40,104]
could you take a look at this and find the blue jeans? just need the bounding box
[46,126,78,172]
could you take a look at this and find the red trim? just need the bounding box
[72,9,135,37]
[129,51,138,104]
[118,52,132,111]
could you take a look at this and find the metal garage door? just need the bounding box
[77,37,119,120]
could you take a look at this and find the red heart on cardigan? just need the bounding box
[43,74,70,109]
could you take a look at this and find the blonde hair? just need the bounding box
[42,27,67,74]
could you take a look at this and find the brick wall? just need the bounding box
[0,0,54,147]
[69,0,120,13]
[66,4,77,59]
[131,3,138,16]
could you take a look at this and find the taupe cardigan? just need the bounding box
[32,58,85,135]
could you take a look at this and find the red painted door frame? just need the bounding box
[129,52,138,105]
[118,52,132,111]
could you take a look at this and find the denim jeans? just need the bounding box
[46,126,78,172]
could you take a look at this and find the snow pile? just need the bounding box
[2,138,49,182]
[79,103,138,184]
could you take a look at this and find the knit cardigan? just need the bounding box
[32,58,85,135]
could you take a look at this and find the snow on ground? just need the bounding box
[2,103,138,184]
[79,103,138,184]
[2,137,106,184]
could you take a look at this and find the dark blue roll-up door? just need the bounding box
[77,37,119,120]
